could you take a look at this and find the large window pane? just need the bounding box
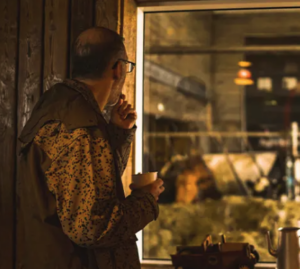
[142,8,300,262]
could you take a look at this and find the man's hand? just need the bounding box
[111,94,137,129]
[130,179,165,201]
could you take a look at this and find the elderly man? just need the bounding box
[17,27,164,269]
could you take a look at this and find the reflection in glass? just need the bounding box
[142,8,300,262]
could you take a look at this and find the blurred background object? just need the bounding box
[142,8,300,262]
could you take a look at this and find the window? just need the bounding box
[136,1,300,265]
[257,77,272,91]
[282,77,298,90]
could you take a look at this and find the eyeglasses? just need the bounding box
[112,59,136,73]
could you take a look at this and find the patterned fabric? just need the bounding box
[107,122,136,178]
[30,80,159,268]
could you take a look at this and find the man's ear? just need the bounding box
[113,61,122,80]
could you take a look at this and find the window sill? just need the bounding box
[141,260,276,269]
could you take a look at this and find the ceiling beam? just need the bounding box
[136,0,300,9]
[145,45,300,54]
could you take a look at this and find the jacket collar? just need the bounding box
[63,79,102,115]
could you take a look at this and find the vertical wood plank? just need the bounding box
[15,0,44,267]
[44,0,69,91]
[17,0,44,136]
[95,0,120,31]
[122,0,137,196]
[69,0,94,77]
[70,0,94,45]
[0,0,19,268]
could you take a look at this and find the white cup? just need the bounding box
[131,172,158,188]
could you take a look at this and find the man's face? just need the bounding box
[107,51,128,106]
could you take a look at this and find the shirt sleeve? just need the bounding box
[107,122,136,176]
[44,127,158,248]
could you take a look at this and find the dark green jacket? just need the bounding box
[17,80,158,269]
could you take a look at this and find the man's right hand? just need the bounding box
[130,179,165,201]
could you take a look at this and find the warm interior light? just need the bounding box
[258,77,272,91]
[135,8,145,262]
[238,69,251,79]
[235,67,253,85]
[265,100,277,106]
[238,61,252,67]
[295,159,300,181]
[234,78,254,85]
[292,122,299,157]
[157,103,165,112]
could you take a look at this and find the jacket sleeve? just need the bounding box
[107,122,136,176]
[44,129,158,248]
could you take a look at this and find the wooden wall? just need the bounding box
[0,0,137,268]
[0,1,19,269]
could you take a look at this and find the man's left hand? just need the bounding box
[110,94,137,129]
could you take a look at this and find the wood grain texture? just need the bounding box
[122,0,137,196]
[0,0,19,268]
[70,0,94,43]
[18,0,43,134]
[16,0,44,266]
[69,0,94,77]
[95,0,120,31]
[43,0,69,91]
[136,0,199,3]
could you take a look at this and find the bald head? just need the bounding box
[71,27,125,79]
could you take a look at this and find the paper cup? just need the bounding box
[131,172,158,188]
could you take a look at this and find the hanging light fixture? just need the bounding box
[234,63,254,85]
[238,61,252,68]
